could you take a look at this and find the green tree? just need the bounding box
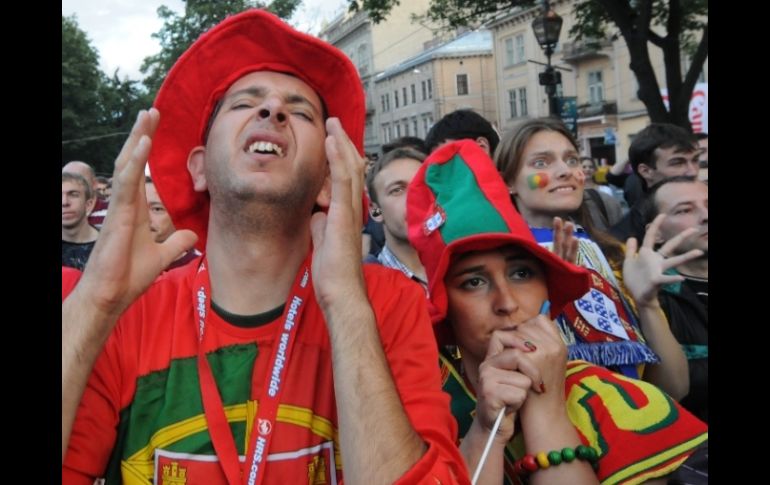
[350,0,708,131]
[63,15,156,174]
[62,15,104,166]
[141,0,302,98]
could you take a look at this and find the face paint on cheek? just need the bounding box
[575,170,586,185]
[527,173,550,190]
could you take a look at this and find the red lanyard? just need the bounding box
[193,253,312,485]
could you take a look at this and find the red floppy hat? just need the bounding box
[406,140,591,323]
[149,9,365,250]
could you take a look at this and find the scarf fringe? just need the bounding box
[568,341,660,367]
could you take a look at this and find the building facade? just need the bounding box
[374,30,497,147]
[319,0,436,156]
[487,0,708,165]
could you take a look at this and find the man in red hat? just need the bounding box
[63,9,468,485]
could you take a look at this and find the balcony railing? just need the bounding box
[561,39,612,63]
[578,100,617,118]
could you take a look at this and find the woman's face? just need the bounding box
[445,245,548,362]
[508,130,585,225]
[581,160,596,179]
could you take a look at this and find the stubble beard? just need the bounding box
[208,166,325,235]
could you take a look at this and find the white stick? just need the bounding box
[471,407,505,485]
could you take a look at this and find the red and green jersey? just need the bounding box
[63,262,468,485]
[440,354,708,485]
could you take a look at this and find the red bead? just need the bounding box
[514,459,526,476]
[522,454,539,472]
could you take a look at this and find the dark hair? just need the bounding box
[694,132,708,141]
[639,175,699,225]
[62,172,93,200]
[628,123,697,181]
[425,109,499,154]
[494,117,625,265]
[382,136,427,155]
[365,147,425,205]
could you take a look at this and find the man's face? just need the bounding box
[201,71,328,212]
[371,157,422,243]
[697,138,708,184]
[62,180,94,230]
[639,145,700,187]
[95,182,108,199]
[146,182,176,243]
[655,181,708,256]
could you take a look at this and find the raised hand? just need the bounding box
[623,214,703,306]
[551,216,578,264]
[73,109,198,320]
[310,117,367,309]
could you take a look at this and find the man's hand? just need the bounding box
[623,214,703,307]
[75,108,197,320]
[310,117,366,309]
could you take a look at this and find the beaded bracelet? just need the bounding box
[513,445,599,476]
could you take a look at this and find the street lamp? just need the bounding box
[532,2,563,116]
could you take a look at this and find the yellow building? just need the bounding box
[486,0,708,165]
[373,30,497,149]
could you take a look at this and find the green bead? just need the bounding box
[561,447,576,462]
[548,451,563,466]
[586,447,599,462]
[576,445,592,460]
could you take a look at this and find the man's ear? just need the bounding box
[475,136,491,156]
[637,163,655,183]
[187,146,208,192]
[85,196,97,216]
[368,201,384,222]
[315,165,332,209]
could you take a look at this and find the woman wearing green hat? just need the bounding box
[406,140,707,484]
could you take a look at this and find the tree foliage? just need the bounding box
[351,0,708,130]
[62,16,152,173]
[140,0,302,97]
[62,15,103,166]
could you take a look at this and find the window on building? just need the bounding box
[427,79,433,99]
[423,116,430,135]
[518,87,528,116]
[396,124,401,137]
[457,74,469,96]
[421,80,427,100]
[588,71,604,104]
[508,89,517,118]
[404,120,410,136]
[515,34,525,64]
[411,84,416,104]
[505,38,514,67]
[394,90,399,108]
[357,44,368,75]
[381,95,386,112]
[412,118,419,137]
[383,124,389,143]
[403,87,408,106]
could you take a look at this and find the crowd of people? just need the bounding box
[62,8,707,484]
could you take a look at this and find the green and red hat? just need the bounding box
[149,9,365,251]
[407,140,591,323]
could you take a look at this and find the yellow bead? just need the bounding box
[536,451,550,469]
